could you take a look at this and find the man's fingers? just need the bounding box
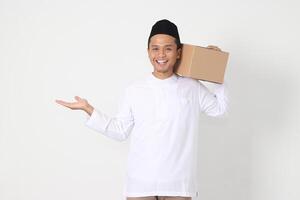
[75,96,81,101]
[55,99,65,105]
[207,45,221,51]
[55,99,78,109]
[55,96,87,110]
[56,99,71,106]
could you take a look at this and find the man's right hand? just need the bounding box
[55,96,94,116]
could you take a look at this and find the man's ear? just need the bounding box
[147,48,151,58]
[177,48,182,59]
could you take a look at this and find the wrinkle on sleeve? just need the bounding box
[85,87,135,141]
[198,81,228,117]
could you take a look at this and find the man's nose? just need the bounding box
[158,49,166,57]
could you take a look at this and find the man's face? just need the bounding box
[147,34,181,75]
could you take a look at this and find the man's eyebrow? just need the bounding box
[150,44,176,47]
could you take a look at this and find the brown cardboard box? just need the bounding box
[174,43,229,84]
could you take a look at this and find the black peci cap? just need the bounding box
[148,19,181,47]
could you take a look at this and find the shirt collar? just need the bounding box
[148,72,178,84]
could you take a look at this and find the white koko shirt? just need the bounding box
[85,72,228,200]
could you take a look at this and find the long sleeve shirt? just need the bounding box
[85,72,228,199]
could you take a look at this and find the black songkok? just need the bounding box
[148,19,181,46]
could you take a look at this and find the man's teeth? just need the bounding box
[157,60,167,64]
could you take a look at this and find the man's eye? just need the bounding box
[152,48,159,51]
[166,48,172,51]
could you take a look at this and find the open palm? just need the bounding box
[55,96,89,110]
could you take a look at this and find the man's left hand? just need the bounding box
[206,45,221,51]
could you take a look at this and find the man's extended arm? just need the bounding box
[56,88,134,141]
[84,88,135,141]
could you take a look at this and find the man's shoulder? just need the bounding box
[177,75,200,86]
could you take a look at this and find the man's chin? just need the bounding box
[155,66,169,72]
[155,69,168,73]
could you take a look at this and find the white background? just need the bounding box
[1,0,299,200]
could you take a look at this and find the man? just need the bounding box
[56,19,227,200]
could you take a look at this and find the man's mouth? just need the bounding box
[156,59,168,64]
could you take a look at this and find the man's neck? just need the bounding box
[152,71,174,80]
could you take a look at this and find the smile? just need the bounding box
[156,60,168,64]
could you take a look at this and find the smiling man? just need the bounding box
[148,33,180,78]
[56,19,228,200]
[147,19,182,80]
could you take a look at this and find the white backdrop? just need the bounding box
[1,0,299,200]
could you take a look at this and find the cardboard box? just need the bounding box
[174,43,229,84]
